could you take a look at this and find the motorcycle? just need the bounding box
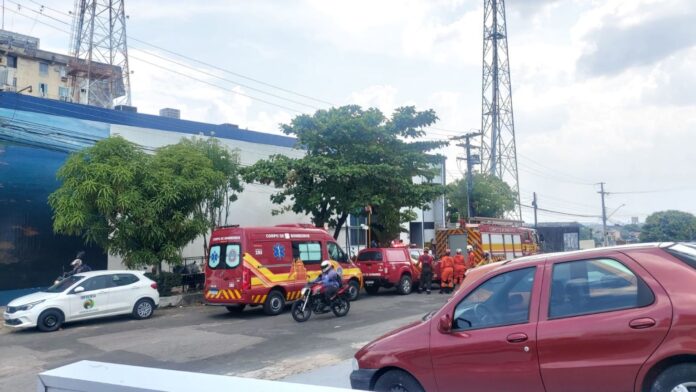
[291,281,351,322]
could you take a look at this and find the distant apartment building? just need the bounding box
[0,30,122,107]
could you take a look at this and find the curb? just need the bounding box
[159,292,204,308]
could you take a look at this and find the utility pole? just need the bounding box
[532,192,538,229]
[599,182,608,246]
[452,131,482,220]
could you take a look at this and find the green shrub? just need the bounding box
[145,271,182,297]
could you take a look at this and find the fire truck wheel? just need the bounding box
[225,305,246,313]
[397,275,413,295]
[347,280,360,301]
[263,290,286,316]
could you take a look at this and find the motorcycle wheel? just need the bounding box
[291,299,312,322]
[331,297,350,317]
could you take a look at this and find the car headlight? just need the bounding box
[16,299,45,311]
[351,358,359,371]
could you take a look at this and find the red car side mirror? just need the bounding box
[438,314,452,333]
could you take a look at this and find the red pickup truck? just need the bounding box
[356,248,421,295]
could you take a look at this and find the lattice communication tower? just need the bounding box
[480,0,521,219]
[69,0,131,108]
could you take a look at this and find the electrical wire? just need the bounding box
[519,203,600,218]
[20,0,336,107]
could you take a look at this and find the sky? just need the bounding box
[3,0,696,226]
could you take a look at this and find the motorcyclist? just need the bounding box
[313,260,341,304]
[69,251,92,275]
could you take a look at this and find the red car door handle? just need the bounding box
[506,333,528,343]
[630,318,656,329]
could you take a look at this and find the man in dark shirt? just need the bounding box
[417,248,434,294]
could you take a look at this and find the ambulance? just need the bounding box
[204,224,363,315]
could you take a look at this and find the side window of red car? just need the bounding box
[453,267,536,331]
[549,258,655,319]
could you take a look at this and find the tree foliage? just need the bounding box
[446,173,517,220]
[49,136,241,268]
[184,138,243,255]
[640,210,696,242]
[243,105,448,242]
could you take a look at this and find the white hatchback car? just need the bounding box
[3,270,160,332]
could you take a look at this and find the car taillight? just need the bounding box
[151,282,158,290]
[383,261,389,274]
[242,267,251,290]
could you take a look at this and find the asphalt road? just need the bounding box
[0,290,450,391]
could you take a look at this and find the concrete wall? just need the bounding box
[7,56,69,100]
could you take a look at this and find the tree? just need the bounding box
[447,173,517,220]
[640,210,696,242]
[183,138,243,255]
[49,136,228,269]
[243,105,448,242]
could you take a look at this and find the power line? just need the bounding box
[4,5,311,114]
[25,0,335,106]
[10,1,333,110]
[520,203,600,219]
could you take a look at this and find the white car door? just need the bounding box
[67,275,113,320]
[108,273,141,314]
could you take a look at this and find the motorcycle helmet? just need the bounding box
[320,260,332,273]
[467,245,474,252]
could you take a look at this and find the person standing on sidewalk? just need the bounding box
[440,249,455,294]
[417,248,434,294]
[453,248,467,288]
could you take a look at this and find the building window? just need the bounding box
[39,83,48,97]
[59,86,69,100]
[7,55,17,68]
[12,77,17,87]
[349,215,367,246]
[39,62,49,76]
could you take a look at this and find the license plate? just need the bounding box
[209,289,218,295]
[364,273,381,277]
[364,281,374,286]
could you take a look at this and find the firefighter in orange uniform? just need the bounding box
[466,245,479,268]
[453,248,467,287]
[439,248,455,294]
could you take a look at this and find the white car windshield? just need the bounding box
[43,275,83,293]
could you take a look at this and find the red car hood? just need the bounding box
[356,315,432,357]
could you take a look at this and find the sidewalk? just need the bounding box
[283,359,353,389]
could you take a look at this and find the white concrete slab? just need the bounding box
[283,359,353,389]
[37,360,353,392]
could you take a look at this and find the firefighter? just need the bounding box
[439,248,455,294]
[466,245,479,268]
[417,248,434,294]
[453,248,466,287]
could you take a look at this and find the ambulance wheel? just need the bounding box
[347,280,360,301]
[374,369,425,392]
[365,284,380,295]
[263,290,285,316]
[226,304,246,313]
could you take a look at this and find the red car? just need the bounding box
[357,248,421,295]
[351,243,696,392]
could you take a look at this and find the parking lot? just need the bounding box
[0,291,449,391]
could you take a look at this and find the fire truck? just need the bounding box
[433,217,539,264]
